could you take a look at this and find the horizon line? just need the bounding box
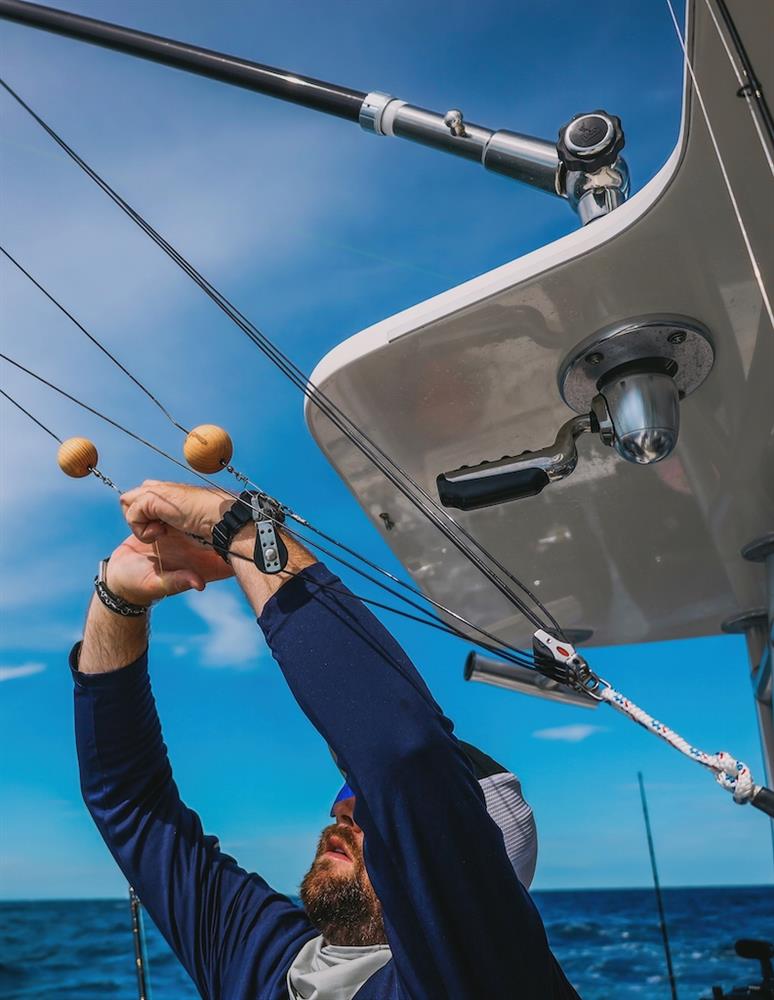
[1,882,771,905]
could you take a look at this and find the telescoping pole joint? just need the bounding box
[0,0,629,224]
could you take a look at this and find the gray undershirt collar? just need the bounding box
[287,934,391,1000]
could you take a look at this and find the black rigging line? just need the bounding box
[0,244,189,435]
[2,365,520,655]
[712,0,774,150]
[279,519,535,666]
[0,76,563,638]
[3,377,532,657]
[181,527,534,668]
[2,238,521,654]
[1,387,62,442]
[0,349,536,663]
[2,353,198,477]
[3,230,537,654]
[204,538,538,670]
[0,354,536,669]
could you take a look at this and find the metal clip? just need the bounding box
[250,494,287,574]
[532,628,605,700]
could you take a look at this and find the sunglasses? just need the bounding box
[330,781,355,816]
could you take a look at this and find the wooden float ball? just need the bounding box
[57,437,98,478]
[183,424,233,474]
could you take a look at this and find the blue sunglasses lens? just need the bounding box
[330,782,354,816]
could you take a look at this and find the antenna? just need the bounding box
[637,772,678,1000]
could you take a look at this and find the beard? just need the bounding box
[300,824,386,947]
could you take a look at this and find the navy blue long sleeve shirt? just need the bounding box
[73,562,578,999]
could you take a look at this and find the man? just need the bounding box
[73,480,579,999]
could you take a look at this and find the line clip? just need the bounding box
[251,494,288,574]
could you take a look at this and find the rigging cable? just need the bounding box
[5,378,773,817]
[0,76,563,638]
[0,249,547,660]
[0,387,62,442]
[701,0,774,175]
[1,35,772,816]
[0,364,537,669]
[664,0,774,329]
[0,246,190,435]
[1,369,532,663]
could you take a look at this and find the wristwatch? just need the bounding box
[94,557,149,617]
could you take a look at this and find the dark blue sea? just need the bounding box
[0,887,771,999]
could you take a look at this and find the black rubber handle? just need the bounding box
[437,467,550,511]
[751,785,774,818]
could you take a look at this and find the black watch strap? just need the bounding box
[211,490,255,562]
[94,558,149,616]
[211,490,288,574]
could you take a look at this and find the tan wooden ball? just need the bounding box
[183,424,233,474]
[57,437,98,478]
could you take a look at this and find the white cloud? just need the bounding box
[532,724,606,743]
[0,661,46,682]
[185,586,265,668]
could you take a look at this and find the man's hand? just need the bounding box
[78,485,237,675]
[107,530,233,606]
[121,480,233,547]
[120,480,317,616]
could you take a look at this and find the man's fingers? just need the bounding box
[120,482,225,543]
[124,499,166,542]
[120,482,179,517]
[124,488,188,541]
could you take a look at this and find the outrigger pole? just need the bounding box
[0,0,629,225]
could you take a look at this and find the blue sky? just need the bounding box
[0,0,771,901]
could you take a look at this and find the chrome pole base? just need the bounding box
[557,315,715,413]
[557,315,715,464]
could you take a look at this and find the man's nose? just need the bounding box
[333,796,362,834]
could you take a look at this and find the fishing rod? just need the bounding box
[128,886,150,1000]
[637,772,678,1000]
[0,0,629,226]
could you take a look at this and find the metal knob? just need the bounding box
[443,108,467,137]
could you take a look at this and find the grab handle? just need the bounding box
[436,413,590,511]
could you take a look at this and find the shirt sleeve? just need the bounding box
[259,563,566,1000]
[71,644,316,1000]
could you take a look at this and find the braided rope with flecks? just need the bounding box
[599,686,755,804]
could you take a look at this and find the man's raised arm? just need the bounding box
[74,527,315,1000]
[121,482,569,999]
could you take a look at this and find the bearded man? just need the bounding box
[72,480,579,999]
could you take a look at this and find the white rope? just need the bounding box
[599,685,756,804]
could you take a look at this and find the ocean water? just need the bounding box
[0,887,771,999]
